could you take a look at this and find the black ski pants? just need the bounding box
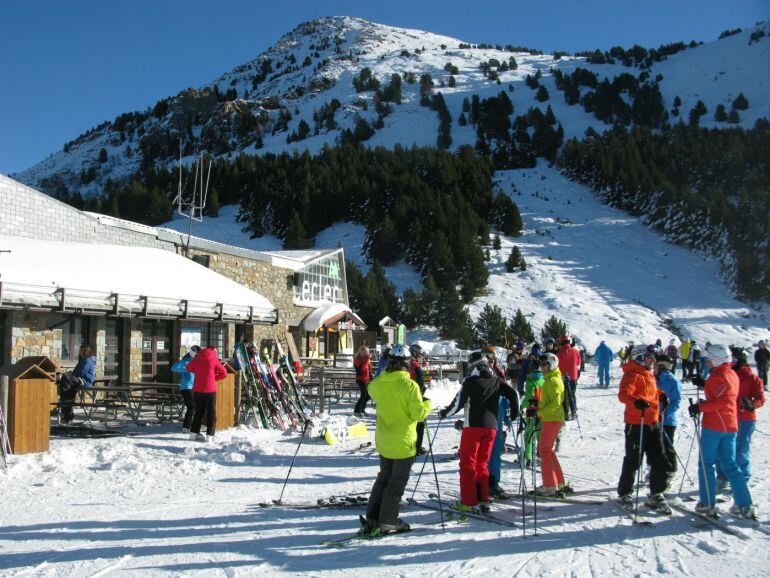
[662,425,678,475]
[191,391,216,436]
[415,420,426,451]
[617,423,670,496]
[366,455,415,526]
[354,380,370,414]
[562,377,577,420]
[181,389,196,430]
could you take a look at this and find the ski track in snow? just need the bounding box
[1,368,769,576]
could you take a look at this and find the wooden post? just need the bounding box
[319,365,325,414]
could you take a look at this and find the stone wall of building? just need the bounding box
[0,174,170,250]
[8,311,62,365]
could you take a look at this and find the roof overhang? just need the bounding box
[0,236,277,324]
[301,302,366,332]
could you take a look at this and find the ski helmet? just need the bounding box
[409,343,424,358]
[389,344,411,361]
[538,353,559,372]
[468,350,487,367]
[630,344,654,364]
[730,347,748,365]
[656,354,673,371]
[703,343,731,366]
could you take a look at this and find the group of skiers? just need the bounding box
[358,333,766,536]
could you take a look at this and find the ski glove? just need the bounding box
[688,402,701,417]
[453,420,464,431]
[525,406,538,418]
[690,376,705,388]
[633,399,650,410]
[438,409,448,419]
[740,397,755,411]
[659,392,670,410]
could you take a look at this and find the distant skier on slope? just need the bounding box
[755,340,769,390]
[439,350,518,513]
[594,340,615,388]
[665,339,680,374]
[617,345,671,512]
[362,345,431,536]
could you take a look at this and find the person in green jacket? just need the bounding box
[521,368,544,468]
[363,345,432,536]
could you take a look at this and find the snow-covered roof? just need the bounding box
[301,302,366,331]
[0,236,277,323]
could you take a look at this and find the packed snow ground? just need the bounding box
[1,363,769,577]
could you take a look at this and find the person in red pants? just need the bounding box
[439,350,518,512]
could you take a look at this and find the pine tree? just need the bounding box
[506,245,522,272]
[688,100,707,126]
[541,315,568,343]
[475,303,507,346]
[728,109,740,123]
[509,308,535,343]
[205,187,220,217]
[492,234,501,249]
[535,85,549,102]
[98,147,108,163]
[732,93,749,110]
[714,104,728,122]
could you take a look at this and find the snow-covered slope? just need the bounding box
[15,17,770,196]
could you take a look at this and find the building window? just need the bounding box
[60,317,89,361]
[0,311,6,368]
[201,323,224,357]
[192,254,210,268]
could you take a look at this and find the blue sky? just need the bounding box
[1,0,767,174]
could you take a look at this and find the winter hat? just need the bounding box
[468,350,487,367]
[731,347,748,365]
[538,353,559,372]
[656,354,673,371]
[702,343,731,366]
[630,344,655,364]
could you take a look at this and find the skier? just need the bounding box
[715,347,765,488]
[374,344,390,378]
[517,343,541,395]
[544,337,556,354]
[755,340,769,390]
[665,339,680,374]
[617,345,671,512]
[688,340,701,381]
[409,343,428,455]
[363,345,431,536]
[482,345,507,382]
[688,344,756,519]
[556,336,581,421]
[439,351,518,512]
[171,345,201,432]
[520,359,544,468]
[680,339,692,381]
[353,346,373,417]
[186,346,228,441]
[488,392,513,499]
[594,340,615,388]
[654,354,681,488]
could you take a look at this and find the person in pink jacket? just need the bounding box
[688,344,755,519]
[186,346,228,441]
[557,336,581,421]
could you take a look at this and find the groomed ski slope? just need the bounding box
[0,367,768,576]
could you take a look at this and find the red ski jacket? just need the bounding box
[735,365,765,422]
[700,363,739,433]
[618,361,662,425]
[187,347,228,393]
[557,344,581,381]
[354,355,373,383]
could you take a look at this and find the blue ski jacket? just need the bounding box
[656,370,682,427]
[594,342,614,366]
[171,354,195,390]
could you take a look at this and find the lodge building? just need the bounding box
[0,173,367,382]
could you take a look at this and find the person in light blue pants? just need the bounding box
[488,395,513,498]
[593,340,614,388]
[697,428,752,509]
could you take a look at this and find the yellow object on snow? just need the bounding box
[347,421,368,439]
[324,428,340,445]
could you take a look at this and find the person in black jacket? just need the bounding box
[756,340,769,390]
[439,350,519,511]
[409,343,428,455]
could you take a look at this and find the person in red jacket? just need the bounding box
[616,345,671,511]
[186,346,228,441]
[716,347,765,487]
[354,346,373,417]
[688,344,755,519]
[557,336,581,421]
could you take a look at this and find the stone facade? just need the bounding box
[8,311,62,364]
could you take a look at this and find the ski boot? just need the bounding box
[729,504,758,520]
[449,501,480,514]
[373,518,410,537]
[478,501,492,513]
[357,515,375,536]
[617,493,634,509]
[534,485,559,496]
[489,486,510,500]
[558,482,574,495]
[645,493,672,515]
[694,501,719,518]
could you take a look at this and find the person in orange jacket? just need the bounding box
[689,344,755,518]
[616,345,672,511]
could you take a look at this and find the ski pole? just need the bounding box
[633,408,646,523]
[677,428,697,495]
[276,420,310,505]
[409,418,443,500]
[532,417,539,536]
[568,381,584,439]
[690,397,713,511]
[661,427,694,486]
[424,423,446,530]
